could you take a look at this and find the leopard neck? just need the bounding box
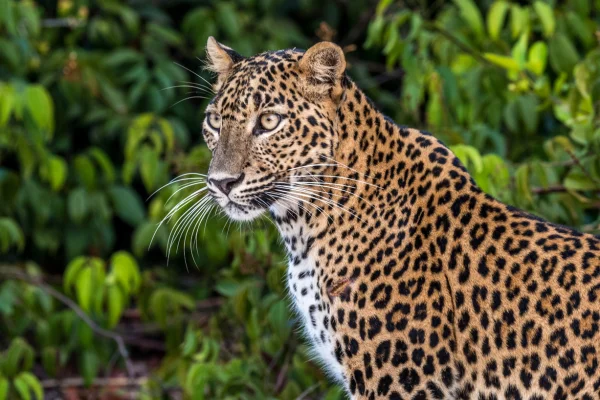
[271,79,421,259]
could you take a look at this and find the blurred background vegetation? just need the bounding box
[0,0,599,399]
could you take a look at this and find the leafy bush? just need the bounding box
[0,0,598,399]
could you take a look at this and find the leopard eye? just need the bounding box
[207,112,221,131]
[257,113,281,133]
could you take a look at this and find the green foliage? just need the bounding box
[0,0,598,398]
[0,339,43,400]
[367,0,600,228]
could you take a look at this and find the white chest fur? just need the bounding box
[286,254,345,385]
[271,203,347,387]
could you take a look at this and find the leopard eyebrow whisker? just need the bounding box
[194,59,220,88]
[180,80,214,92]
[161,85,213,94]
[173,62,216,93]
[170,95,210,108]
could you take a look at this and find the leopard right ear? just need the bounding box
[298,41,347,102]
[205,37,243,88]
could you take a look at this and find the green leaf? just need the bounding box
[483,53,520,71]
[0,217,24,253]
[108,185,145,226]
[75,266,94,312]
[147,23,183,47]
[140,147,159,192]
[0,83,15,126]
[510,5,529,39]
[533,1,555,38]
[574,63,591,100]
[39,155,67,191]
[132,221,163,257]
[215,2,241,38]
[181,328,198,357]
[148,288,195,326]
[515,164,533,204]
[564,171,599,191]
[106,285,125,328]
[549,33,579,73]
[526,41,548,75]
[41,347,57,377]
[67,188,88,223]
[109,251,141,294]
[453,0,484,38]
[13,376,30,400]
[24,85,54,137]
[16,373,42,400]
[268,300,291,340]
[103,49,142,68]
[88,148,116,183]
[4,338,34,378]
[511,33,528,69]
[0,376,8,400]
[517,95,540,135]
[450,145,483,173]
[79,352,99,386]
[487,1,509,40]
[63,257,89,295]
[97,78,127,114]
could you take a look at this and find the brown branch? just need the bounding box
[423,22,492,67]
[0,266,136,379]
[274,351,292,394]
[566,149,600,185]
[531,185,600,195]
[531,185,569,194]
[42,376,148,389]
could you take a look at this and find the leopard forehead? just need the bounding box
[210,49,304,113]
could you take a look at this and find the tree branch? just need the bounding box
[0,266,136,379]
[531,185,569,194]
[531,185,600,195]
[423,22,492,67]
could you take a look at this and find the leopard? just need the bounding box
[200,36,600,399]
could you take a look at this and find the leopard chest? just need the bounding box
[285,244,345,384]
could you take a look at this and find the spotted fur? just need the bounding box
[202,38,600,400]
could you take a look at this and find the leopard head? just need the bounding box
[203,37,348,221]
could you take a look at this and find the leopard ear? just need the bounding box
[205,37,243,86]
[298,42,346,102]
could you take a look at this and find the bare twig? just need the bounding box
[531,185,600,195]
[42,376,148,389]
[566,149,600,185]
[0,266,136,379]
[295,383,321,400]
[531,185,569,195]
[42,18,83,28]
[274,351,292,394]
[423,22,492,67]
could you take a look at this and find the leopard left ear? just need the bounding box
[298,41,346,102]
[205,37,243,87]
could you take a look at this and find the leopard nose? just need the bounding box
[209,173,245,196]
